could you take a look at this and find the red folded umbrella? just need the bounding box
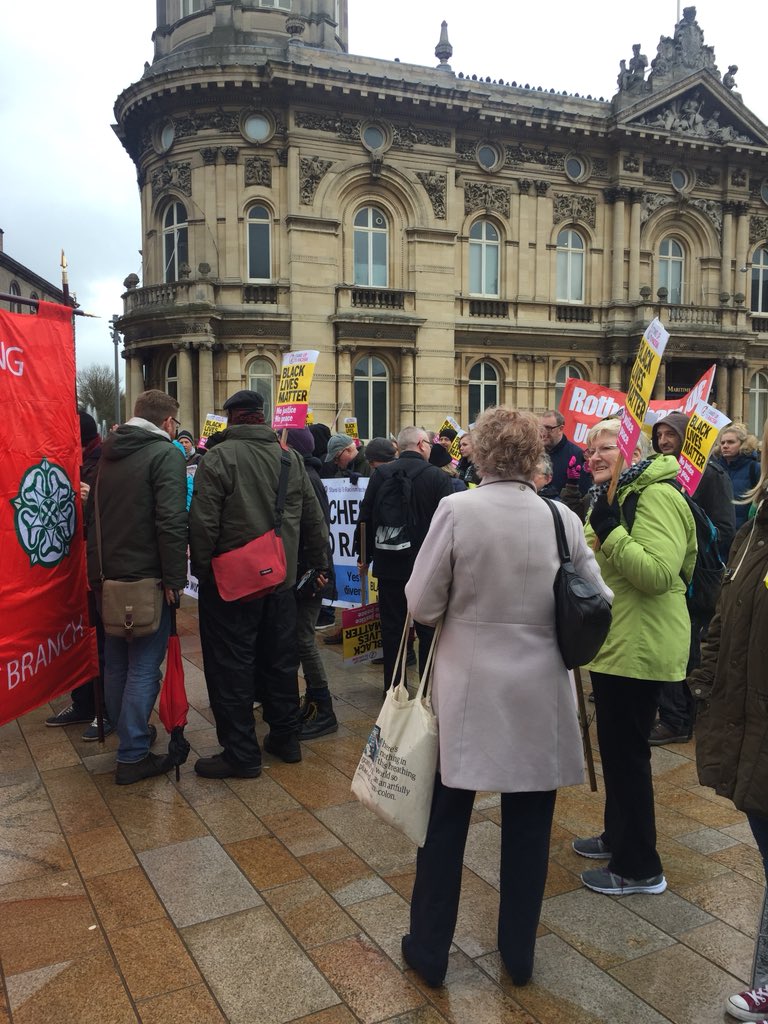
[159,604,190,780]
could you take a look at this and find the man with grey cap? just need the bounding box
[189,390,328,776]
[321,432,370,482]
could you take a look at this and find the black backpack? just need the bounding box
[373,463,429,552]
[622,480,725,620]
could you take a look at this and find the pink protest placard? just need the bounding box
[677,402,732,496]
[272,350,319,430]
[617,319,670,464]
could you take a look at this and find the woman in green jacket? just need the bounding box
[572,417,696,896]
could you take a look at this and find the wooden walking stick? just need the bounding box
[574,667,597,792]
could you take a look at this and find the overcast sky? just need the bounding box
[2,1,764,376]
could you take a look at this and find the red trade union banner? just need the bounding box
[0,302,97,726]
[558,365,716,449]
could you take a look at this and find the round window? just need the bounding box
[242,113,272,144]
[363,124,386,150]
[671,168,689,192]
[565,155,586,181]
[157,121,175,154]
[477,144,499,171]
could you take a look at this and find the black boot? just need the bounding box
[115,752,170,786]
[300,698,338,739]
[264,732,302,763]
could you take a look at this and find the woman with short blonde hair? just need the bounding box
[402,405,610,988]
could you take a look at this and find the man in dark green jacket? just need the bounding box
[86,390,188,785]
[189,390,328,778]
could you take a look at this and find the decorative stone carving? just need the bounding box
[643,159,673,183]
[505,145,563,170]
[300,156,333,205]
[632,95,754,144]
[244,156,272,187]
[623,154,640,172]
[464,182,511,218]
[175,110,240,138]
[750,215,768,245]
[517,179,532,195]
[553,193,596,228]
[200,147,219,165]
[222,147,239,165]
[416,171,447,219]
[648,7,717,83]
[535,179,551,197]
[731,169,747,187]
[295,110,361,141]
[617,43,648,91]
[640,191,675,225]
[151,161,192,200]
[391,123,451,149]
[689,198,723,239]
[723,64,739,90]
[276,149,289,167]
[457,139,477,162]
[592,158,609,178]
[697,166,720,186]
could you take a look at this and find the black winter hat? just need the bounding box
[78,410,98,445]
[429,444,453,468]
[223,390,264,413]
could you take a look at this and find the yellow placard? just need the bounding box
[343,417,359,439]
[200,413,227,439]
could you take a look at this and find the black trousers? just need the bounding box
[408,775,556,982]
[592,671,663,879]
[71,591,105,719]
[378,578,434,690]
[657,612,708,734]
[198,580,300,768]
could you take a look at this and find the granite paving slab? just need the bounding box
[139,835,262,928]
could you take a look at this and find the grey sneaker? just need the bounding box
[581,867,667,895]
[572,835,611,859]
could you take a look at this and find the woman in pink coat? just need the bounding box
[401,407,610,989]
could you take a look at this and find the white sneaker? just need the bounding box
[726,985,768,1021]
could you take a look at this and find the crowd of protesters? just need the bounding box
[50,389,768,1019]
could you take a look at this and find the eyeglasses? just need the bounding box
[540,424,560,432]
[171,417,181,432]
[585,444,619,459]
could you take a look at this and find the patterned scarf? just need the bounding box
[588,457,653,509]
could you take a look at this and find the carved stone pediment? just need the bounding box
[626,88,757,145]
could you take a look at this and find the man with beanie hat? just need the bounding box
[285,428,338,738]
[190,391,329,776]
[47,412,114,741]
[176,429,202,469]
[649,411,736,744]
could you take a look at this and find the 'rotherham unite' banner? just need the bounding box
[0,302,97,726]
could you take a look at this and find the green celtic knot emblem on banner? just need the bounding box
[11,459,77,568]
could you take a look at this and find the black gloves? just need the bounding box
[590,492,621,543]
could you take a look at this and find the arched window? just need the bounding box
[749,371,768,436]
[555,363,584,410]
[166,355,178,401]
[247,357,275,422]
[163,202,188,283]
[556,229,585,303]
[29,291,39,314]
[468,361,499,423]
[247,205,272,281]
[659,237,685,304]
[8,281,21,314]
[353,207,388,287]
[180,0,203,15]
[469,220,500,297]
[353,355,389,438]
[751,247,768,314]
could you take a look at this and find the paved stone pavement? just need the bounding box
[0,600,761,1023]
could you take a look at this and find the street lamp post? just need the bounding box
[110,315,122,427]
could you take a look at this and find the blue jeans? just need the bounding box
[748,813,768,885]
[104,602,170,764]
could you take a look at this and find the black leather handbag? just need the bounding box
[542,497,612,669]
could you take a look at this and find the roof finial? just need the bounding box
[435,21,453,72]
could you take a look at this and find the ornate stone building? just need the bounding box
[114,2,768,436]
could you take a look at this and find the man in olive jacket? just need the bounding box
[86,390,188,785]
[189,390,328,778]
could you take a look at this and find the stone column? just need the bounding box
[532,355,548,410]
[734,203,750,285]
[126,353,145,411]
[715,362,729,408]
[174,344,194,427]
[653,359,667,400]
[609,357,623,390]
[515,355,532,411]
[729,360,746,420]
[605,188,628,303]
[597,356,611,387]
[721,203,736,299]
[336,344,354,421]
[628,189,642,301]
[197,342,215,424]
